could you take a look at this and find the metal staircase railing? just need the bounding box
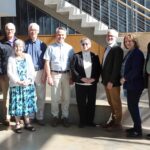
[65,0,150,32]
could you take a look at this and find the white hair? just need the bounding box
[5,22,16,31]
[28,23,40,33]
[107,29,118,38]
[14,39,25,48]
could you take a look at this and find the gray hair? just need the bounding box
[28,23,40,33]
[56,27,67,34]
[107,29,118,38]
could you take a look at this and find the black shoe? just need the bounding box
[126,131,142,138]
[37,120,45,126]
[62,118,70,128]
[78,123,85,128]
[146,134,150,139]
[86,122,96,127]
[51,117,59,127]
[125,128,135,133]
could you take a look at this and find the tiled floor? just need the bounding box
[0,123,150,150]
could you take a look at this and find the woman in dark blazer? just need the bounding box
[71,37,101,128]
[120,34,145,138]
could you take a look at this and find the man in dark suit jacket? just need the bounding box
[0,23,16,126]
[101,29,123,129]
[71,37,101,128]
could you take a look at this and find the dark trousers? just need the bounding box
[75,84,97,125]
[127,89,143,132]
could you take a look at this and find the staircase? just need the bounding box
[27,0,149,47]
[27,0,109,46]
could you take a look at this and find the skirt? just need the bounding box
[9,84,37,116]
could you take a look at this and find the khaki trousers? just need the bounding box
[0,75,10,120]
[104,86,122,124]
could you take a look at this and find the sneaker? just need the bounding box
[51,117,59,127]
[62,118,70,127]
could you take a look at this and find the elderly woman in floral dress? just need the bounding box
[7,39,37,133]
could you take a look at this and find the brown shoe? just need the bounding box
[101,120,114,128]
[3,120,10,126]
[106,124,122,131]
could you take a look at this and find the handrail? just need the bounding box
[116,0,150,20]
[65,0,150,32]
[127,0,150,13]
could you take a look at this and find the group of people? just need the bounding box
[0,22,149,139]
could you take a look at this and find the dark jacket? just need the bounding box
[71,51,101,84]
[144,42,150,88]
[101,45,123,86]
[0,42,13,75]
[123,48,145,91]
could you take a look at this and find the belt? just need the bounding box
[51,70,70,73]
[35,67,42,71]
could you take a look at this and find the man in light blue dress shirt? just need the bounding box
[44,27,74,127]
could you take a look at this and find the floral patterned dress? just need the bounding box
[9,58,37,116]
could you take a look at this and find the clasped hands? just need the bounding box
[81,77,95,84]
[17,80,31,86]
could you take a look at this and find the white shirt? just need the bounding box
[102,42,116,67]
[82,51,92,78]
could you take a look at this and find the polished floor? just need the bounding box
[0,122,150,150]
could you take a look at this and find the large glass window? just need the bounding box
[1,0,77,35]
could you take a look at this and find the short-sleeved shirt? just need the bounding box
[44,42,74,71]
[25,39,47,71]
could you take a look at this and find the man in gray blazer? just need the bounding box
[101,29,123,130]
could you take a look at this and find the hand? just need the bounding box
[41,70,47,84]
[47,76,54,86]
[88,78,95,83]
[17,80,29,86]
[69,78,74,85]
[120,78,126,85]
[81,78,89,83]
[106,82,113,90]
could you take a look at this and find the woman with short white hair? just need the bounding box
[7,39,37,133]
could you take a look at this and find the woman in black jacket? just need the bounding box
[71,37,101,128]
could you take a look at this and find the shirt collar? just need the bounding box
[56,42,64,47]
[108,42,117,48]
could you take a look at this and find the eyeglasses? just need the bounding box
[82,43,88,46]
[6,29,15,31]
